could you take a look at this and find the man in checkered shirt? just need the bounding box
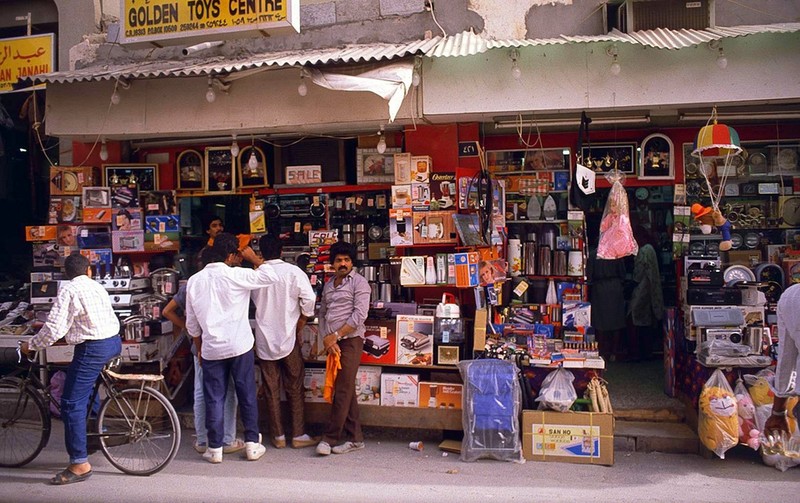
[23,253,121,485]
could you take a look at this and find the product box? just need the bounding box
[388,208,413,246]
[411,182,431,211]
[25,226,58,242]
[82,207,112,224]
[429,172,457,211]
[300,323,326,362]
[454,252,480,288]
[522,410,614,465]
[303,368,327,403]
[410,155,432,183]
[395,314,434,366]
[110,184,139,208]
[32,242,66,268]
[50,195,82,224]
[412,211,457,244]
[418,382,462,410]
[121,340,160,363]
[361,319,398,365]
[391,184,413,209]
[379,373,419,407]
[49,166,100,195]
[355,366,382,405]
[562,302,592,328]
[112,231,145,253]
[111,208,143,231]
[46,343,75,364]
[144,231,180,252]
[144,214,180,234]
[394,153,413,184]
[399,256,426,286]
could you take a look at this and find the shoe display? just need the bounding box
[203,447,223,464]
[271,436,287,449]
[316,441,331,456]
[331,441,365,454]
[245,434,266,461]
[291,435,319,449]
[223,438,246,454]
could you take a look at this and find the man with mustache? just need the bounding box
[315,242,371,456]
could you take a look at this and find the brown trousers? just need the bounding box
[323,336,364,444]
[258,344,306,439]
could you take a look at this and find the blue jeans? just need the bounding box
[193,354,238,445]
[202,349,260,448]
[61,336,122,464]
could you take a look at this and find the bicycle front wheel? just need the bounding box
[0,378,51,467]
[98,386,181,476]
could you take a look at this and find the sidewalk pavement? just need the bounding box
[0,420,797,503]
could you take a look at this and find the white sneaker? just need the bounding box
[203,446,223,464]
[245,434,266,461]
[316,441,331,456]
[331,441,365,454]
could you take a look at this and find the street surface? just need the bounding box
[1,421,797,503]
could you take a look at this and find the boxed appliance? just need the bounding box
[395,314,434,366]
[121,340,160,363]
[361,319,397,365]
[429,172,457,211]
[379,373,419,407]
[388,208,413,246]
[112,231,145,253]
[394,153,412,184]
[144,231,180,252]
[355,366,382,405]
[49,166,101,195]
[303,368,327,403]
[300,323,326,362]
[412,211,457,244]
[410,155,432,183]
[391,185,413,209]
[522,410,614,465]
[411,182,431,211]
[418,382,462,410]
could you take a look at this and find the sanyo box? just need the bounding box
[522,410,614,466]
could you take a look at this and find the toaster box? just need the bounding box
[112,231,145,253]
[355,366,382,405]
[361,319,398,365]
[82,187,111,208]
[82,207,112,224]
[388,208,413,246]
[144,232,180,252]
[112,208,143,231]
[394,153,413,184]
[395,315,434,366]
[303,368,327,403]
[418,382,463,410]
[412,211,457,244]
[379,373,419,407]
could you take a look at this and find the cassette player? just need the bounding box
[263,194,328,219]
[687,268,724,287]
[687,288,742,306]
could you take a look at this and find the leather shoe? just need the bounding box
[270,436,287,449]
[292,436,320,449]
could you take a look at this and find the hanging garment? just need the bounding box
[587,251,628,331]
[630,244,664,327]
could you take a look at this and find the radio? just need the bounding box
[687,288,742,305]
[684,256,721,272]
[263,194,328,219]
[687,268,723,287]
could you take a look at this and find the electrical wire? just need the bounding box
[427,2,447,38]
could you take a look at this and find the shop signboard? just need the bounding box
[119,0,300,45]
[0,34,55,93]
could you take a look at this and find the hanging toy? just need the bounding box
[691,203,732,251]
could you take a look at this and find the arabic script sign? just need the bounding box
[120,0,300,45]
[0,34,55,94]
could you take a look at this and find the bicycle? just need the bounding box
[0,341,181,476]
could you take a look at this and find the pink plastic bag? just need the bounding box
[597,179,638,260]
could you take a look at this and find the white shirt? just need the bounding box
[251,259,317,361]
[185,262,278,361]
[775,283,800,398]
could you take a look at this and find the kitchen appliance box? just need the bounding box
[379,373,419,407]
[418,382,463,410]
[522,410,614,466]
[121,340,160,363]
[303,366,382,405]
[360,319,398,365]
[395,315,434,366]
[303,368,327,403]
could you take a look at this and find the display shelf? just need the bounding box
[521,274,585,280]
[304,360,458,371]
[506,190,568,195]
[492,170,570,175]
[304,402,463,430]
[507,219,568,224]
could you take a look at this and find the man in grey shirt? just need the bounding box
[315,242,371,456]
[766,283,800,434]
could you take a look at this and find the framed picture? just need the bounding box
[205,147,236,194]
[580,143,636,174]
[436,345,460,366]
[486,148,570,173]
[238,145,269,189]
[176,149,204,191]
[356,148,400,183]
[103,164,159,191]
[639,133,675,180]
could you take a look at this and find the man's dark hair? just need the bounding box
[329,241,356,265]
[64,253,90,279]
[203,215,223,233]
[209,232,239,263]
[258,234,283,261]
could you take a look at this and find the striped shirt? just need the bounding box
[318,269,371,340]
[29,275,120,351]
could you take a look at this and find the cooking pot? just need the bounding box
[122,315,148,342]
[150,268,180,300]
[139,296,163,321]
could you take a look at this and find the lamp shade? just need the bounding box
[692,123,742,158]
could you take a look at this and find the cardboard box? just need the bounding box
[355,366,381,405]
[82,207,112,224]
[395,315,434,366]
[303,368,327,403]
[46,344,75,363]
[418,382,462,410]
[429,172,457,211]
[361,320,397,365]
[388,208,413,246]
[412,211,457,244]
[522,410,614,466]
[380,373,419,407]
[394,153,412,184]
[410,155,432,183]
[454,252,480,288]
[121,341,160,363]
[112,231,145,253]
[144,231,180,252]
[111,208,143,231]
[411,182,431,211]
[391,184,413,209]
[25,226,58,242]
[300,324,326,362]
[49,166,100,195]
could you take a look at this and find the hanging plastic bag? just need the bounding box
[698,369,739,459]
[597,175,638,260]
[535,367,577,412]
[744,369,800,471]
[49,370,67,418]
[733,379,760,450]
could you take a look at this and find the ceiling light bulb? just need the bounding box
[610,56,621,76]
[230,136,240,157]
[298,77,308,97]
[99,139,109,161]
[716,49,728,69]
[206,77,216,103]
[511,62,521,80]
[110,90,121,105]
[248,150,259,169]
[376,134,387,154]
[412,69,421,87]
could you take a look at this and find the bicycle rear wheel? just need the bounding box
[97,386,180,476]
[0,378,51,467]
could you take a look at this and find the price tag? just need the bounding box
[513,280,529,297]
[367,198,374,207]
[356,197,363,206]
[380,326,387,338]
[313,196,320,205]
[294,221,301,233]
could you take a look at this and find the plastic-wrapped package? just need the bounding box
[744,369,800,471]
[458,359,523,463]
[535,367,577,413]
[597,177,638,260]
[697,369,739,459]
[733,379,760,450]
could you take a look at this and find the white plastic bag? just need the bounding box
[698,369,738,459]
[535,367,577,412]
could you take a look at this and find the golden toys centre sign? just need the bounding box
[0,34,55,93]
[120,0,300,45]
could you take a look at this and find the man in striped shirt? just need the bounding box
[23,253,122,485]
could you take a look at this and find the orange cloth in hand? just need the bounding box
[323,352,341,404]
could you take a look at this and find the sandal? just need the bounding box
[50,468,92,485]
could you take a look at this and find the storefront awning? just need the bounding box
[22,22,800,85]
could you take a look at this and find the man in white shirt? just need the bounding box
[185,233,278,463]
[251,234,318,449]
